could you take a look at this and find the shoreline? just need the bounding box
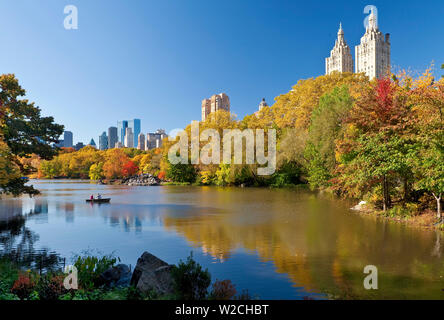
[28,178,443,231]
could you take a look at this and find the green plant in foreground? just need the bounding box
[73,253,119,290]
[171,253,211,300]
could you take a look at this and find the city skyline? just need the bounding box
[0,1,443,144]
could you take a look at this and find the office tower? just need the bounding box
[355,11,390,79]
[115,142,123,148]
[201,93,230,121]
[128,119,141,148]
[108,126,118,150]
[137,133,146,151]
[124,127,134,148]
[99,132,108,150]
[63,131,73,148]
[117,120,128,144]
[89,139,97,148]
[74,142,85,151]
[146,129,167,150]
[325,23,353,75]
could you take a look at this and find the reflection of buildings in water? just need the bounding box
[55,202,75,223]
[34,201,49,214]
[0,200,23,223]
[100,205,178,233]
[161,199,444,299]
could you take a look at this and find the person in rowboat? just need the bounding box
[90,195,94,200]
[97,193,102,200]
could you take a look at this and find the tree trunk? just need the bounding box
[382,175,391,211]
[433,193,442,221]
[403,178,410,202]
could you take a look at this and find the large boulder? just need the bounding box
[99,264,131,288]
[130,252,175,296]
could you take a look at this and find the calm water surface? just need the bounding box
[0,180,443,299]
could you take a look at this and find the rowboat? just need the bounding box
[86,198,111,203]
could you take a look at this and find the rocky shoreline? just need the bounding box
[99,252,174,296]
[100,173,160,186]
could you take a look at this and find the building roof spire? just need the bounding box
[368,11,378,30]
[338,22,343,34]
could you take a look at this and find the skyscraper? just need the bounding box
[201,93,230,121]
[117,120,128,144]
[146,129,167,150]
[124,128,134,148]
[355,11,390,79]
[325,23,353,75]
[63,131,73,148]
[89,139,97,148]
[128,119,141,148]
[137,133,146,151]
[99,132,108,150]
[108,127,118,150]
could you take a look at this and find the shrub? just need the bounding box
[171,253,211,300]
[10,273,37,300]
[73,254,119,290]
[166,162,197,183]
[37,274,67,300]
[209,279,237,300]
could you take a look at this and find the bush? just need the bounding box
[73,254,119,290]
[171,253,211,300]
[10,273,37,300]
[384,205,413,218]
[166,162,197,183]
[37,273,67,300]
[209,279,237,300]
[272,161,302,187]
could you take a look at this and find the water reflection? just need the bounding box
[1,182,443,299]
[159,188,444,299]
[0,199,63,272]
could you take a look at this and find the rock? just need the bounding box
[351,201,367,211]
[130,252,175,296]
[99,264,131,288]
[122,174,160,186]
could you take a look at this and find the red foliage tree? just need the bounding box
[122,160,138,177]
[158,171,166,181]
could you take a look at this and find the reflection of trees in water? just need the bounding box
[0,202,63,272]
[162,198,444,299]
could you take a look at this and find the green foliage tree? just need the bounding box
[0,74,63,195]
[305,86,353,189]
[412,142,444,220]
[166,160,197,183]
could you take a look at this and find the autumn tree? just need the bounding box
[270,72,368,130]
[0,74,63,195]
[122,160,138,177]
[102,149,130,179]
[409,72,444,219]
[335,78,414,210]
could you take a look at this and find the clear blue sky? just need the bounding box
[1,0,443,144]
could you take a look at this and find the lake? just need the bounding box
[0,180,443,299]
